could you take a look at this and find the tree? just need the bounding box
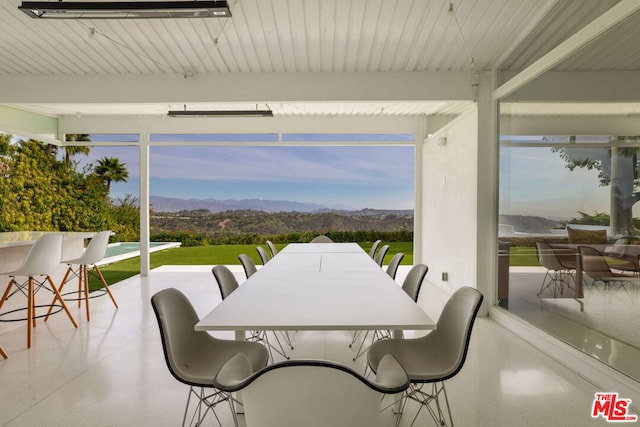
[63,134,91,164]
[553,138,640,236]
[95,156,129,194]
[0,138,110,232]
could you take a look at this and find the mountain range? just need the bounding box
[149,196,404,214]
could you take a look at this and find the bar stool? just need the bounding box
[0,233,78,348]
[46,230,117,321]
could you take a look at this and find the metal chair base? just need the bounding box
[182,386,235,427]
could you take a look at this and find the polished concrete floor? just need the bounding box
[0,265,635,426]
[503,267,640,381]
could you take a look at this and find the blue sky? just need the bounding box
[500,146,611,218]
[80,145,415,210]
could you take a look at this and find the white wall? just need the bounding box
[419,110,478,314]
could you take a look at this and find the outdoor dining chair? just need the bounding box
[374,244,390,267]
[238,253,258,278]
[367,286,483,427]
[369,239,382,258]
[535,241,576,297]
[45,230,117,322]
[579,245,635,292]
[310,235,333,243]
[0,233,78,348]
[214,353,409,427]
[386,252,405,280]
[256,246,271,265]
[151,288,269,427]
[266,240,278,258]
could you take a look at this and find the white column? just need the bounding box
[476,71,499,315]
[139,136,150,277]
[413,125,426,264]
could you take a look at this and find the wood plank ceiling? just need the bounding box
[0,0,636,118]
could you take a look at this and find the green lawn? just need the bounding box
[91,241,414,291]
[508,247,540,266]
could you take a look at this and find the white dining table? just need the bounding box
[195,242,435,337]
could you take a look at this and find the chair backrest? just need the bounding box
[535,241,565,271]
[420,286,483,382]
[150,288,214,386]
[369,240,382,258]
[386,252,404,280]
[256,246,271,265]
[374,244,389,267]
[212,265,239,299]
[238,254,258,278]
[13,233,64,277]
[310,235,333,243]
[579,245,616,279]
[78,230,111,265]
[266,240,278,258]
[214,353,409,427]
[401,264,428,302]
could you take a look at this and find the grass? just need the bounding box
[508,246,540,267]
[89,241,415,292]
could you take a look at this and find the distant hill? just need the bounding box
[149,196,327,213]
[151,209,414,235]
[499,214,563,234]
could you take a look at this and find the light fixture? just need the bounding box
[19,1,231,19]
[168,107,273,118]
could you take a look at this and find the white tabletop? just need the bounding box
[0,231,97,248]
[196,243,435,332]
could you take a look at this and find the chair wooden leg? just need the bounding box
[83,265,91,321]
[27,277,33,348]
[0,344,7,359]
[94,265,118,308]
[46,276,78,329]
[0,279,15,311]
[77,265,83,308]
[45,266,73,321]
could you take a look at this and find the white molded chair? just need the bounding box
[386,252,405,280]
[310,235,333,243]
[214,353,409,427]
[535,241,575,297]
[265,240,278,258]
[151,288,269,427]
[369,239,382,258]
[0,233,78,348]
[374,244,390,267]
[46,230,117,321]
[367,286,483,427]
[238,254,258,278]
[256,246,271,265]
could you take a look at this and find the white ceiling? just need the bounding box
[0,0,638,119]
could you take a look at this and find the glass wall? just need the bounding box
[498,121,640,381]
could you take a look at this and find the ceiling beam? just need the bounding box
[57,114,428,140]
[494,0,640,100]
[0,71,473,104]
[500,71,640,101]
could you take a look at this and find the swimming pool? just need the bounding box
[99,242,181,264]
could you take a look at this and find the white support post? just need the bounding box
[139,136,150,277]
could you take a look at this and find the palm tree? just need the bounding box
[63,134,91,164]
[95,156,128,194]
